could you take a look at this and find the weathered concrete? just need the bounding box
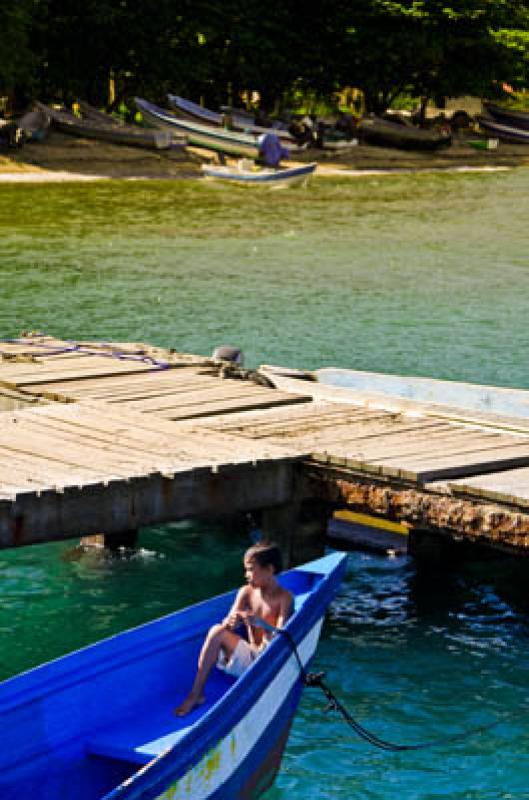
[0,461,295,548]
[308,467,529,555]
[261,492,330,567]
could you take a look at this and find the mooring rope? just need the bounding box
[255,617,517,752]
[0,337,169,369]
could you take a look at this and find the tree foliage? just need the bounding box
[1,0,528,113]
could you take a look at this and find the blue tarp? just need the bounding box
[257,133,290,167]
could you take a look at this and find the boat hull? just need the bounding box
[484,103,529,131]
[135,98,262,158]
[167,95,294,143]
[358,116,452,150]
[151,624,319,800]
[201,163,317,188]
[35,101,173,150]
[477,115,529,143]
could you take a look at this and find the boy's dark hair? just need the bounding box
[245,542,283,574]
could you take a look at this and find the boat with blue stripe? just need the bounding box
[202,161,317,187]
[0,552,347,799]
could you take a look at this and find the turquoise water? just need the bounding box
[1,169,529,797]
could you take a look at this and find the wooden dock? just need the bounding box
[2,335,529,561]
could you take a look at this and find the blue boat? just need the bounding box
[0,552,347,799]
[202,162,317,188]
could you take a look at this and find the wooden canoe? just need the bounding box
[483,103,529,131]
[477,115,529,144]
[35,101,177,150]
[358,115,452,150]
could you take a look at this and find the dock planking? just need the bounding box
[3,335,529,552]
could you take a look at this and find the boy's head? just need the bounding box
[244,542,283,576]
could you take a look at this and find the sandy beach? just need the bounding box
[1,129,528,182]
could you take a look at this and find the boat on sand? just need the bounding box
[358,115,452,150]
[136,97,277,158]
[476,114,529,143]
[168,94,294,143]
[483,103,529,131]
[35,101,175,150]
[0,552,347,799]
[17,107,51,142]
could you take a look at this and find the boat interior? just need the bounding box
[0,567,321,800]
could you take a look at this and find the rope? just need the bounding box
[0,338,169,370]
[254,616,516,752]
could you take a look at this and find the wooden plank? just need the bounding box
[375,444,529,483]
[20,368,211,396]
[150,393,311,421]
[272,419,454,450]
[341,429,509,461]
[201,406,395,438]
[432,468,529,507]
[22,403,299,463]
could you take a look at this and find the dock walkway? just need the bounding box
[2,335,529,556]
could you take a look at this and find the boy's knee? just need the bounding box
[208,623,225,639]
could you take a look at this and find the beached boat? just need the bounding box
[476,115,529,144]
[17,107,51,142]
[77,101,125,128]
[0,551,347,800]
[483,103,529,131]
[35,101,175,150]
[358,115,452,150]
[135,97,269,158]
[167,94,294,143]
[201,161,317,187]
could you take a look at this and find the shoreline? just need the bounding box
[1,129,528,183]
[0,164,514,183]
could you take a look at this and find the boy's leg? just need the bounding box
[175,624,240,716]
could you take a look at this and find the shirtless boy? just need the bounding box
[175,542,293,716]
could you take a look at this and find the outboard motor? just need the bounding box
[212,345,244,367]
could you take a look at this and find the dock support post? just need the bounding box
[80,529,139,550]
[261,497,330,568]
[408,529,491,565]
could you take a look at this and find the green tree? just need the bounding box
[330,0,529,114]
[0,2,35,97]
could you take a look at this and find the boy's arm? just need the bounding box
[223,586,250,629]
[274,589,294,630]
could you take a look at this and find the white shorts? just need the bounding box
[217,639,260,678]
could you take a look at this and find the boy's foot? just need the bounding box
[174,693,205,717]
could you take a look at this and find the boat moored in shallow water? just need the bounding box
[0,552,347,800]
[201,161,317,187]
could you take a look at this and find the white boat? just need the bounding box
[201,161,317,187]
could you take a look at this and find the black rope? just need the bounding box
[256,618,515,753]
[301,671,507,752]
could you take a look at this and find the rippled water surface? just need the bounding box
[1,169,529,798]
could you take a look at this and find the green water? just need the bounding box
[1,170,529,798]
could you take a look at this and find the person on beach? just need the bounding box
[256,132,290,168]
[175,542,293,716]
